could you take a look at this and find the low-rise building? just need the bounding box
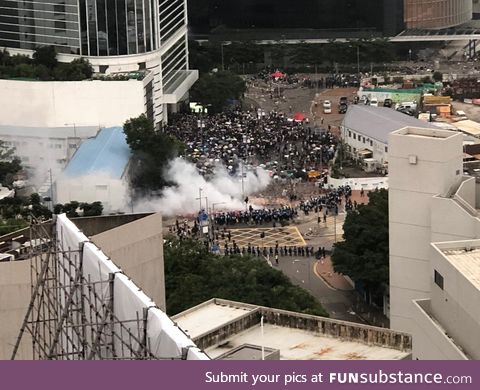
[174,298,412,360]
[54,127,131,213]
[341,105,437,169]
[389,126,480,359]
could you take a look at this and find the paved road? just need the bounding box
[276,256,364,323]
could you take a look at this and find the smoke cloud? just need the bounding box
[134,158,271,216]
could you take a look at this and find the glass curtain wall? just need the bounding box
[0,0,162,56]
[404,0,472,29]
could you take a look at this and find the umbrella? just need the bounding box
[293,112,306,122]
[272,71,285,78]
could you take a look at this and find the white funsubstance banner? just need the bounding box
[55,214,209,360]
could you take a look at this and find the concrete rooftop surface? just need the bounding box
[206,323,410,360]
[173,299,412,361]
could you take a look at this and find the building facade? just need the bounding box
[404,0,473,29]
[341,106,437,170]
[191,0,405,37]
[0,0,198,125]
[388,126,480,359]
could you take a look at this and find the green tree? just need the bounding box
[0,140,22,186]
[0,218,28,235]
[164,237,328,316]
[190,71,246,113]
[34,64,52,81]
[80,201,103,216]
[124,115,184,193]
[433,71,443,82]
[331,189,389,301]
[33,46,58,70]
[25,193,52,220]
[53,58,93,81]
[14,63,35,78]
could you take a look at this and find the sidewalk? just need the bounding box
[314,255,353,291]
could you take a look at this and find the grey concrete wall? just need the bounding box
[72,213,153,237]
[411,299,468,360]
[91,213,166,311]
[0,259,32,359]
[194,310,262,350]
[193,299,411,352]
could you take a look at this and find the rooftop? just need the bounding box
[394,126,459,139]
[0,125,99,139]
[437,242,480,290]
[174,299,412,361]
[343,105,437,144]
[206,323,409,360]
[63,127,131,179]
[453,120,480,137]
[173,301,253,339]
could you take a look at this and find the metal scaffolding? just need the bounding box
[11,219,161,360]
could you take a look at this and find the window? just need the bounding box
[348,131,352,137]
[96,185,108,191]
[434,270,444,290]
[353,133,356,140]
[385,146,388,153]
[55,144,62,149]
[363,137,365,144]
[370,140,373,147]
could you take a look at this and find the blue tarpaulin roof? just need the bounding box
[63,127,131,179]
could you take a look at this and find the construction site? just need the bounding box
[1,213,207,360]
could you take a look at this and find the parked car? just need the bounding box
[338,104,348,114]
[339,96,348,105]
[383,98,393,108]
[323,100,332,114]
[397,108,415,116]
[370,97,379,107]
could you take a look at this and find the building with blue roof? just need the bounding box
[55,127,132,212]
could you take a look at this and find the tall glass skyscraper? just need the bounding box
[0,0,197,126]
[0,0,187,55]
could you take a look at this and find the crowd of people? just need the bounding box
[164,111,337,179]
[221,240,328,260]
[299,185,353,215]
[212,206,296,226]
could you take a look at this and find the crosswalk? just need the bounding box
[222,226,306,248]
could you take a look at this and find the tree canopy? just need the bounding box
[53,201,103,218]
[124,114,184,193]
[190,70,246,113]
[331,189,389,300]
[0,140,22,186]
[0,47,93,81]
[164,237,328,317]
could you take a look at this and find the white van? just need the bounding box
[370,97,378,107]
[396,101,417,111]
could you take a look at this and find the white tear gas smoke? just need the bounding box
[134,158,271,216]
[55,171,129,213]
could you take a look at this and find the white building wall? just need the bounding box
[388,127,464,335]
[55,174,128,213]
[0,79,145,128]
[411,299,469,360]
[428,243,480,360]
[342,126,388,164]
